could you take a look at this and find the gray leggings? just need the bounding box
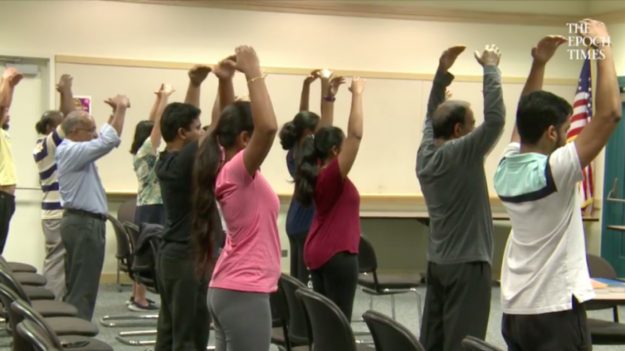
[207,288,271,351]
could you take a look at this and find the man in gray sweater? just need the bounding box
[417,45,505,351]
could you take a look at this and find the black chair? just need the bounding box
[16,319,61,351]
[362,310,424,351]
[107,214,133,292]
[0,256,47,287]
[0,284,98,341]
[279,274,311,350]
[12,300,112,351]
[461,336,503,350]
[295,288,372,351]
[270,281,292,350]
[0,280,77,320]
[358,236,423,321]
[100,222,160,346]
[0,263,54,302]
[586,254,620,321]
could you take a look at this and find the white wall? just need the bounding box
[0,0,617,275]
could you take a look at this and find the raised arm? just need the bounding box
[512,35,567,142]
[0,67,23,124]
[338,78,365,178]
[105,95,130,136]
[318,70,345,130]
[209,56,237,133]
[420,46,464,146]
[452,45,505,159]
[184,65,211,108]
[299,69,320,112]
[574,19,622,168]
[236,46,278,175]
[56,74,76,117]
[149,84,175,152]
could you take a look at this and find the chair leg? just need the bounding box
[369,295,373,310]
[414,290,423,327]
[391,294,396,320]
[614,306,620,323]
[116,262,121,292]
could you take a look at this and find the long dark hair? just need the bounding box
[279,111,320,150]
[294,126,344,206]
[130,120,154,155]
[192,101,253,277]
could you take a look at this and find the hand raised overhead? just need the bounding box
[304,69,321,85]
[439,46,466,72]
[234,45,262,77]
[581,18,610,47]
[349,77,365,95]
[155,83,175,97]
[2,67,23,87]
[474,44,502,67]
[212,56,237,80]
[105,94,131,110]
[188,65,211,86]
[531,35,566,64]
[56,74,73,93]
[329,76,346,97]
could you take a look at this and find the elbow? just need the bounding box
[258,123,278,138]
[348,131,363,141]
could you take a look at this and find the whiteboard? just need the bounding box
[56,60,576,197]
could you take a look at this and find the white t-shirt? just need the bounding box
[494,142,594,314]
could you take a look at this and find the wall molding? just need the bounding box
[56,54,577,85]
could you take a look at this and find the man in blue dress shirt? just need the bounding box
[56,95,130,320]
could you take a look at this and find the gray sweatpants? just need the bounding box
[207,288,271,351]
[41,218,66,300]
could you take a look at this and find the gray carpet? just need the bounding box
[2,284,624,350]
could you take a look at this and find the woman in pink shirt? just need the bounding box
[295,77,365,320]
[191,46,280,351]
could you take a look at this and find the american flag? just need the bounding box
[567,58,593,210]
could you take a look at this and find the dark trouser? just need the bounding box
[208,288,271,351]
[420,261,491,351]
[60,211,105,320]
[0,191,15,254]
[288,233,309,284]
[502,297,591,351]
[310,252,358,320]
[155,247,210,351]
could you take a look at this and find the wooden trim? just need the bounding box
[56,54,577,86]
[114,0,580,26]
[595,9,625,24]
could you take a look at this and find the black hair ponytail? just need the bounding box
[191,133,222,278]
[279,111,320,150]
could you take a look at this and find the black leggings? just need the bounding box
[310,252,358,320]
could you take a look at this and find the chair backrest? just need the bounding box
[117,198,137,224]
[358,236,377,273]
[279,274,310,343]
[461,336,503,351]
[10,299,64,349]
[125,222,160,292]
[16,319,61,351]
[587,254,617,279]
[107,214,133,262]
[295,287,356,351]
[0,264,31,303]
[0,282,28,333]
[362,310,424,351]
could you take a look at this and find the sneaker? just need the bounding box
[126,296,134,305]
[128,300,159,312]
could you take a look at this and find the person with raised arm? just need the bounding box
[128,82,175,311]
[192,45,279,351]
[294,76,364,321]
[279,69,345,284]
[32,74,76,300]
[495,20,621,350]
[57,94,130,320]
[155,58,234,350]
[417,44,504,351]
[0,67,22,254]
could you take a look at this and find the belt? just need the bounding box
[64,208,107,221]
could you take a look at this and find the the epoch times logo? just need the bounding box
[566,22,610,60]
